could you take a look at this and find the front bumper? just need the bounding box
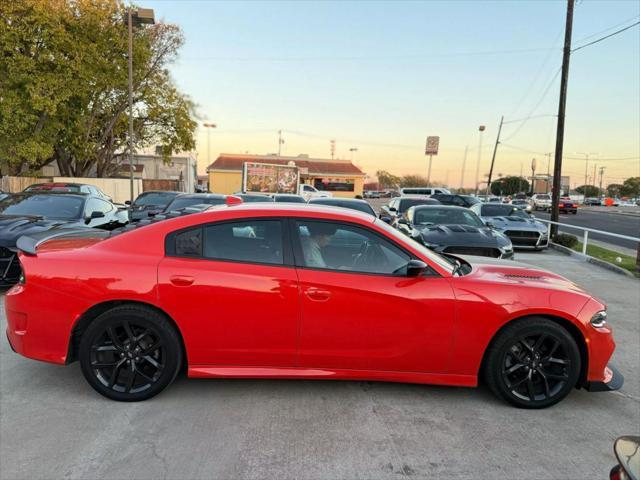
[585,364,624,392]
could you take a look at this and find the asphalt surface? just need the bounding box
[1,250,638,480]
[535,209,640,251]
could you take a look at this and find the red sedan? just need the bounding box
[5,204,622,407]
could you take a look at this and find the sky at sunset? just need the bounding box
[147,0,639,188]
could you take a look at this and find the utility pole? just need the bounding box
[545,152,552,193]
[460,145,468,191]
[330,140,336,160]
[530,158,537,195]
[278,130,284,157]
[599,166,606,195]
[485,116,504,197]
[474,126,485,195]
[550,0,575,236]
[519,162,523,193]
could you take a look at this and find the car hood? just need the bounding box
[0,215,82,247]
[481,215,546,232]
[416,224,510,248]
[456,254,587,294]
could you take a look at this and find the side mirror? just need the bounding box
[381,216,392,224]
[124,200,131,206]
[389,207,397,212]
[86,211,105,224]
[406,259,427,277]
[485,221,494,228]
[398,217,409,225]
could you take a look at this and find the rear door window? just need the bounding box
[204,220,284,265]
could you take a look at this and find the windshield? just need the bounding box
[311,200,374,215]
[480,204,517,217]
[165,197,225,211]
[399,198,437,212]
[461,196,480,205]
[238,195,274,202]
[414,208,484,227]
[536,194,551,200]
[24,183,81,193]
[134,192,177,207]
[0,194,84,220]
[374,219,454,274]
[274,195,305,203]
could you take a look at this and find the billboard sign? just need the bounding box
[425,136,440,155]
[242,162,299,194]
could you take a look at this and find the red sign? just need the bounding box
[425,136,440,155]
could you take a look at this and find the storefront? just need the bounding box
[207,153,366,198]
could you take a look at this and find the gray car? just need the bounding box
[470,203,549,250]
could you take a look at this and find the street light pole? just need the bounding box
[474,125,485,196]
[125,7,155,204]
[485,116,504,198]
[349,147,358,162]
[203,122,216,166]
[127,7,134,204]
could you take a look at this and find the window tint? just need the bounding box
[204,220,283,265]
[175,229,202,256]
[0,194,84,220]
[295,221,410,274]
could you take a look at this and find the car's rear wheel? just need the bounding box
[484,317,581,408]
[79,305,182,401]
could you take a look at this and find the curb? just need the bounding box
[549,242,637,279]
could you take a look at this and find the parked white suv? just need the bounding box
[399,187,451,196]
[531,194,552,211]
[299,184,332,201]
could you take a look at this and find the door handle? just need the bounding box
[305,287,331,302]
[170,275,194,287]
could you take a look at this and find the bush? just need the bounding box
[553,233,578,248]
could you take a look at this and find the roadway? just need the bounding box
[535,209,640,251]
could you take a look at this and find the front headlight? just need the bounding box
[590,310,607,328]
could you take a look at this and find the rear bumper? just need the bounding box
[585,364,624,392]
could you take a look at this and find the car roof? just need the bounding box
[139,190,181,195]
[172,193,226,199]
[411,204,469,211]
[398,195,433,200]
[310,197,369,204]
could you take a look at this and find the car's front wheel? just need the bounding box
[484,317,581,408]
[79,305,183,401]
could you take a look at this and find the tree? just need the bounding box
[620,177,640,197]
[575,185,600,197]
[489,176,529,196]
[606,184,623,197]
[0,0,197,177]
[375,170,401,189]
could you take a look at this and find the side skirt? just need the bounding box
[187,365,477,387]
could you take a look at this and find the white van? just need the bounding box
[399,187,451,197]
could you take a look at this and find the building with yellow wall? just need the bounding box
[207,153,366,198]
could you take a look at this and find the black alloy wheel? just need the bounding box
[79,306,182,401]
[484,317,581,408]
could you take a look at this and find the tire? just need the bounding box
[79,305,183,402]
[483,317,581,409]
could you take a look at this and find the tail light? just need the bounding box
[572,203,578,208]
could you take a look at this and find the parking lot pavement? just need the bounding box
[1,251,638,480]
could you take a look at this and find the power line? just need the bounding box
[501,143,640,161]
[573,14,640,43]
[572,20,640,52]
[500,67,562,143]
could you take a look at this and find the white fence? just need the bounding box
[537,218,640,256]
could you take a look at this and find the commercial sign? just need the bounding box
[425,136,440,155]
[242,162,299,194]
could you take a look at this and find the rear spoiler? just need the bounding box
[16,228,105,256]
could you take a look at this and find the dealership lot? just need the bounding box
[1,250,638,480]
